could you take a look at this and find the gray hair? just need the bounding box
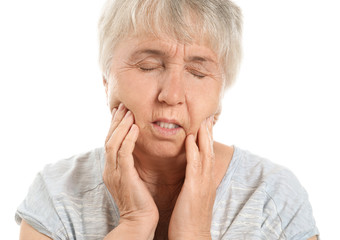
[98,0,242,90]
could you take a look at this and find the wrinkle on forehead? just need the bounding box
[126,36,219,65]
[127,29,215,53]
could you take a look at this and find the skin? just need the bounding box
[102,36,231,239]
[19,35,319,240]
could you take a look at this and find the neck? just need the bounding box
[133,148,186,240]
[133,147,186,208]
[133,148,187,186]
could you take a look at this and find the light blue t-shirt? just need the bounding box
[15,146,319,239]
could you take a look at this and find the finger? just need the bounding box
[105,103,127,144]
[117,124,139,170]
[106,110,134,169]
[198,117,214,171]
[185,134,201,176]
[106,103,128,143]
[105,108,118,143]
[209,115,214,139]
[198,117,213,153]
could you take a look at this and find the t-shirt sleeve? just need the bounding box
[15,172,67,240]
[261,168,320,239]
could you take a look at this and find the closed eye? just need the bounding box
[188,69,206,79]
[137,62,163,72]
[139,67,156,71]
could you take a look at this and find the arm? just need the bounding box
[20,215,156,240]
[19,105,157,240]
[104,221,157,240]
[169,117,215,240]
[308,236,318,240]
[103,104,158,239]
[19,220,52,240]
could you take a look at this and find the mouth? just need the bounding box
[151,119,183,137]
[154,121,180,129]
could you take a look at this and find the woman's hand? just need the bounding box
[168,116,216,240]
[103,104,159,240]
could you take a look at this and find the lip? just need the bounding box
[151,118,183,137]
[153,118,182,126]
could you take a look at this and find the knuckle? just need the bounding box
[123,137,135,146]
[193,161,202,170]
[191,158,202,169]
[105,142,117,154]
[117,148,130,159]
[112,116,121,125]
[203,152,215,161]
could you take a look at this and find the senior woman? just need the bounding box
[16,0,319,239]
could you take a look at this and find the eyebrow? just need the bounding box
[129,48,216,64]
[186,56,216,64]
[129,49,166,60]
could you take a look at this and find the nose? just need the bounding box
[157,68,185,106]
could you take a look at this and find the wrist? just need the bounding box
[123,218,158,236]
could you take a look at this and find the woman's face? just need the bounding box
[104,35,223,158]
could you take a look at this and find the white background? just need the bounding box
[1,0,339,239]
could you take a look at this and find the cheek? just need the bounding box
[109,72,157,125]
[107,71,142,107]
[107,81,120,112]
[186,84,220,133]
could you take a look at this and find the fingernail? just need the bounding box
[111,108,117,117]
[210,116,214,125]
[118,103,124,111]
[125,110,131,117]
[131,124,138,135]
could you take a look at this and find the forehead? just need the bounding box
[122,35,219,64]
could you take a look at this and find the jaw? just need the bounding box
[135,133,186,159]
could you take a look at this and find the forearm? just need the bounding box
[170,237,211,240]
[104,222,156,240]
[169,233,211,240]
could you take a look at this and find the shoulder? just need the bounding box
[15,148,118,239]
[232,147,302,191]
[227,147,319,239]
[39,147,105,196]
[231,147,311,214]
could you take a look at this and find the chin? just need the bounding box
[135,138,185,159]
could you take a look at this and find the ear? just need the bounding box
[103,76,108,96]
[213,103,222,125]
[103,76,109,106]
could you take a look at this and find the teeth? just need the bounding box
[156,121,179,129]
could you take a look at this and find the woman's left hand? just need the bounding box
[168,116,216,240]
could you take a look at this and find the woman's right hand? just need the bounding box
[103,103,159,240]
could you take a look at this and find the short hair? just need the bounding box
[98,0,242,90]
